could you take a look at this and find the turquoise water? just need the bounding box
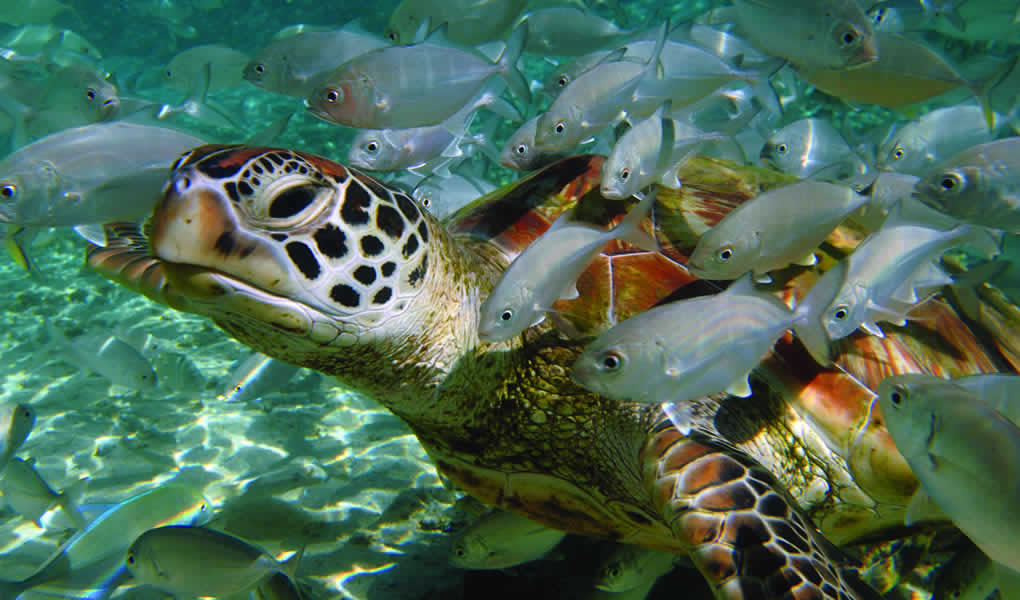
[1,1,1019,599]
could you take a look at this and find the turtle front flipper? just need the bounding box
[644,413,880,600]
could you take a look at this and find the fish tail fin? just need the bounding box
[972,54,1017,130]
[59,477,89,530]
[791,262,847,367]
[497,23,532,105]
[3,227,36,274]
[612,188,659,252]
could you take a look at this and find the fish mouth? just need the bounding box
[847,37,880,68]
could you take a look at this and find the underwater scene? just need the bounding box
[1,0,1020,599]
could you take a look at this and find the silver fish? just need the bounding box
[730,0,878,70]
[386,0,526,46]
[0,402,33,473]
[2,456,87,529]
[0,484,210,598]
[687,180,871,281]
[152,351,207,393]
[595,546,677,592]
[126,525,301,597]
[307,24,529,129]
[347,85,515,174]
[219,352,301,403]
[601,102,724,199]
[240,459,329,498]
[571,275,818,403]
[478,190,657,342]
[914,137,1020,232]
[412,172,496,220]
[164,44,250,90]
[517,6,634,56]
[244,23,389,97]
[534,23,667,153]
[760,118,870,180]
[798,221,996,358]
[0,122,204,245]
[877,374,1020,571]
[951,373,1020,425]
[48,321,158,390]
[876,104,998,175]
[449,509,566,569]
[867,0,968,34]
[500,115,575,171]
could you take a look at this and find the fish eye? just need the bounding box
[515,144,528,155]
[939,172,963,192]
[387,31,398,42]
[421,197,431,208]
[557,75,569,88]
[166,69,173,78]
[554,121,566,134]
[85,87,97,101]
[619,167,630,181]
[776,143,788,154]
[254,63,265,74]
[365,141,379,154]
[838,27,861,47]
[608,567,621,578]
[872,8,886,24]
[500,309,513,322]
[200,503,208,511]
[127,555,135,565]
[890,385,907,405]
[325,88,343,103]
[892,147,905,160]
[599,351,623,372]
[0,184,16,198]
[717,247,733,262]
[832,306,848,320]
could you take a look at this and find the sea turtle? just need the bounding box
[87,146,1018,600]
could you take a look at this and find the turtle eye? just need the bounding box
[557,75,569,88]
[554,121,566,134]
[325,88,343,103]
[515,144,528,155]
[254,63,265,74]
[0,184,16,199]
[619,167,630,181]
[832,306,849,321]
[600,350,623,372]
[939,172,964,192]
[776,143,788,154]
[717,247,733,262]
[500,309,513,322]
[365,141,379,154]
[85,87,97,101]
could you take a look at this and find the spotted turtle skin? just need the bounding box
[88,147,1017,600]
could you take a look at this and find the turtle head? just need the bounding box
[92,145,457,396]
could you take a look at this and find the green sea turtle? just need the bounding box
[87,146,1018,600]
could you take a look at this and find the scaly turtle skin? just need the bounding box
[88,147,1017,600]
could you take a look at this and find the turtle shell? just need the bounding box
[448,154,1016,534]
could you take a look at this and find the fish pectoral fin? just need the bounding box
[860,321,885,337]
[73,224,108,247]
[559,283,580,301]
[755,273,773,284]
[725,374,753,398]
[792,252,818,267]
